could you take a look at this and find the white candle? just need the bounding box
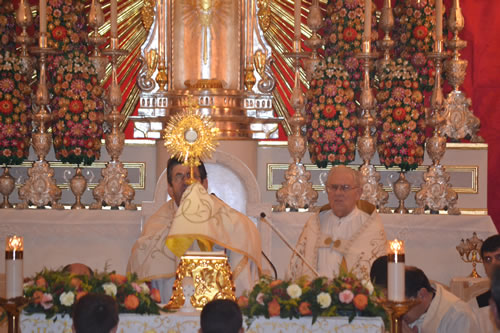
[5,236,24,299]
[363,0,371,41]
[110,0,118,38]
[39,0,47,34]
[388,239,405,302]
[293,0,301,52]
[435,0,442,40]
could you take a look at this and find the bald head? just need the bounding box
[325,166,362,217]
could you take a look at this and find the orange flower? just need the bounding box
[269,280,282,289]
[0,100,13,114]
[76,291,88,301]
[69,100,84,114]
[413,25,428,40]
[110,274,127,285]
[237,296,249,308]
[70,277,82,289]
[392,107,406,122]
[323,105,337,119]
[36,276,47,288]
[299,302,312,316]
[124,295,140,310]
[353,294,368,311]
[33,290,44,304]
[268,298,280,317]
[52,26,68,41]
[343,27,357,42]
[151,288,161,303]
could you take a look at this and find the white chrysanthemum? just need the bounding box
[102,282,117,296]
[59,291,75,307]
[140,282,150,294]
[317,292,332,309]
[286,284,302,299]
[361,279,374,295]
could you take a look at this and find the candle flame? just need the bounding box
[6,236,23,251]
[390,239,404,254]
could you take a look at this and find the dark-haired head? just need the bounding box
[63,263,93,277]
[370,255,388,290]
[405,266,435,299]
[167,157,209,206]
[200,299,243,333]
[167,157,207,186]
[72,293,119,333]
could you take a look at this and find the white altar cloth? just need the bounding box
[20,312,384,333]
[260,212,497,286]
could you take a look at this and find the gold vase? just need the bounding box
[0,167,15,209]
[70,167,87,210]
[393,172,410,214]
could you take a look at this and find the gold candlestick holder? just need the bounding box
[355,42,390,212]
[88,0,108,81]
[274,49,317,212]
[0,297,30,333]
[376,0,395,73]
[18,35,63,209]
[414,40,460,215]
[302,0,323,81]
[381,299,420,333]
[91,38,136,210]
[456,232,483,278]
[15,0,34,76]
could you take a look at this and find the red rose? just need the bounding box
[353,294,368,311]
[343,27,358,42]
[124,295,140,310]
[52,26,68,41]
[69,100,84,114]
[413,26,428,40]
[299,301,312,315]
[268,298,281,317]
[0,100,13,114]
[392,107,407,121]
[323,105,337,119]
[110,273,128,285]
[237,296,249,308]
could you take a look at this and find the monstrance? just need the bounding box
[163,103,219,184]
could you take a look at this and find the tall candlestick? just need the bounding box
[363,0,372,41]
[388,239,405,301]
[39,0,47,34]
[158,0,164,61]
[5,236,23,299]
[293,0,301,52]
[436,0,443,40]
[110,0,118,39]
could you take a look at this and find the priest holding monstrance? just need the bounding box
[127,110,262,303]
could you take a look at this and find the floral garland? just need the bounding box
[393,0,440,91]
[0,1,32,166]
[46,0,104,165]
[306,57,358,167]
[376,59,426,171]
[23,269,161,319]
[238,272,386,326]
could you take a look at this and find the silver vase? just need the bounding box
[393,172,411,214]
[0,167,15,208]
[70,167,87,210]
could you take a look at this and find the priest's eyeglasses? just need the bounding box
[326,184,358,193]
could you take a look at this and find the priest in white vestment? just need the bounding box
[127,158,261,301]
[287,165,387,280]
[403,266,479,333]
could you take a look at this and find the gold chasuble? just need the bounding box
[166,183,262,290]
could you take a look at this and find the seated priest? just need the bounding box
[127,157,261,302]
[287,165,387,280]
[403,266,479,333]
[468,234,500,333]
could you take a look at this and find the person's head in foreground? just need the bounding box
[167,157,208,206]
[490,266,500,328]
[481,234,500,279]
[325,165,362,218]
[370,255,388,291]
[63,263,93,277]
[72,293,119,333]
[402,266,436,325]
[199,299,244,333]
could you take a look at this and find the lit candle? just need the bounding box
[39,0,46,34]
[435,0,442,41]
[110,0,118,39]
[388,239,405,301]
[293,0,301,52]
[363,0,371,41]
[5,236,23,299]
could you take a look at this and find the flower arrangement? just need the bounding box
[376,59,426,171]
[239,271,387,326]
[393,0,440,91]
[23,269,161,319]
[46,0,105,165]
[0,1,32,166]
[306,57,358,167]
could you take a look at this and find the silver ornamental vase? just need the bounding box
[393,172,411,214]
[70,167,87,209]
[0,167,15,208]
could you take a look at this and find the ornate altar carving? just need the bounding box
[132,0,280,139]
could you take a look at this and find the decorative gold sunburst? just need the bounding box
[164,104,219,184]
